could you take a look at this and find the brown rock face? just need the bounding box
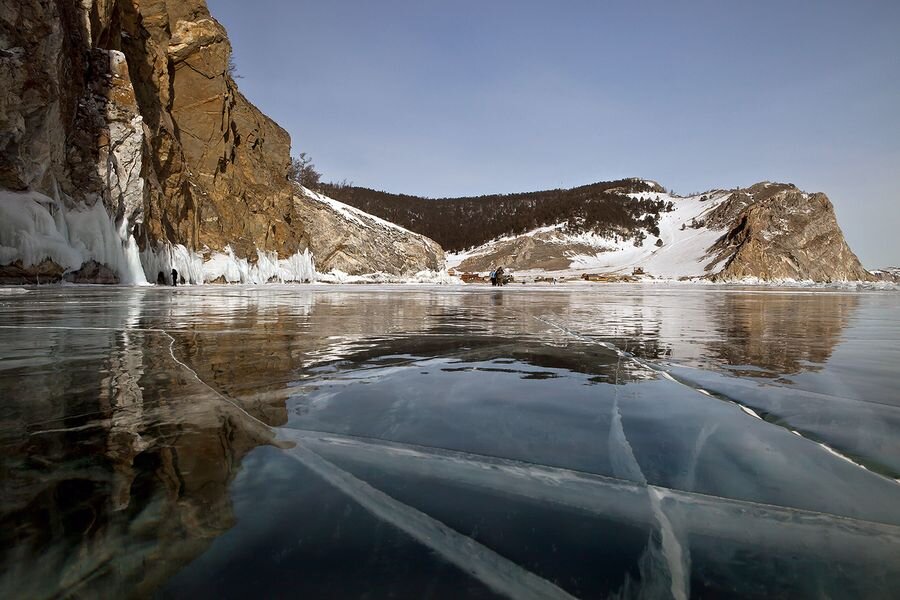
[4,0,441,284]
[708,183,873,282]
[0,1,88,193]
[147,5,300,257]
[456,232,596,273]
[0,259,66,285]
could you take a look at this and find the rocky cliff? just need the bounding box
[706,183,873,282]
[871,267,900,283]
[295,187,443,276]
[0,0,441,284]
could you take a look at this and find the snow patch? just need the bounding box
[449,191,734,280]
[317,268,461,285]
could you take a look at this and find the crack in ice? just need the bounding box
[535,315,690,599]
[531,315,899,486]
[278,430,578,600]
[154,328,574,600]
[287,427,900,530]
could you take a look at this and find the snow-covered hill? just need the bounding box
[448,183,872,282]
[447,190,730,279]
[567,190,732,278]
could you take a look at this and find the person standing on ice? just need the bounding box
[490,268,497,286]
[171,268,178,286]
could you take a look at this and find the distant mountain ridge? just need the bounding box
[326,180,873,282]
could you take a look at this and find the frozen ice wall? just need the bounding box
[1,189,319,285]
[2,187,453,286]
[141,244,317,285]
[0,189,147,284]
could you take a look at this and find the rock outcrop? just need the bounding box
[295,187,444,275]
[455,230,594,273]
[871,267,900,283]
[706,183,873,282]
[0,0,439,284]
[0,0,294,282]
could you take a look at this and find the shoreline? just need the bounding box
[2,279,898,293]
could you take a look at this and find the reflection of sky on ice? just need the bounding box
[1,284,898,598]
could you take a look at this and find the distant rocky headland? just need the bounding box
[0,1,876,285]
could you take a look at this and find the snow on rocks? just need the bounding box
[299,186,417,235]
[1,186,446,286]
[294,186,446,277]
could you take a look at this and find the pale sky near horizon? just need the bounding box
[208,0,900,267]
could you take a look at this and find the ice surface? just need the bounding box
[1,285,898,598]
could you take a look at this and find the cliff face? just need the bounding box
[0,0,441,284]
[706,183,873,282]
[295,187,444,276]
[2,0,293,256]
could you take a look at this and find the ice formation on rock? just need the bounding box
[0,190,147,284]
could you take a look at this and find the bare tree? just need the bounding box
[227,55,242,79]
[288,153,321,189]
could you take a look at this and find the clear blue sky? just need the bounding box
[208,0,899,267]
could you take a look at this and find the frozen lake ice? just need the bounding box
[1,284,899,598]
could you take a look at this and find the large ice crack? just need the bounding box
[530,317,899,484]
[528,317,691,598]
[154,326,576,600]
[278,429,577,600]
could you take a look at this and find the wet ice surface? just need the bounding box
[1,285,899,599]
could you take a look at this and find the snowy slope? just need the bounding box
[447,191,733,279]
[572,191,732,278]
[299,186,421,236]
[294,186,451,280]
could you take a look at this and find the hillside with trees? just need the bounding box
[320,179,671,252]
